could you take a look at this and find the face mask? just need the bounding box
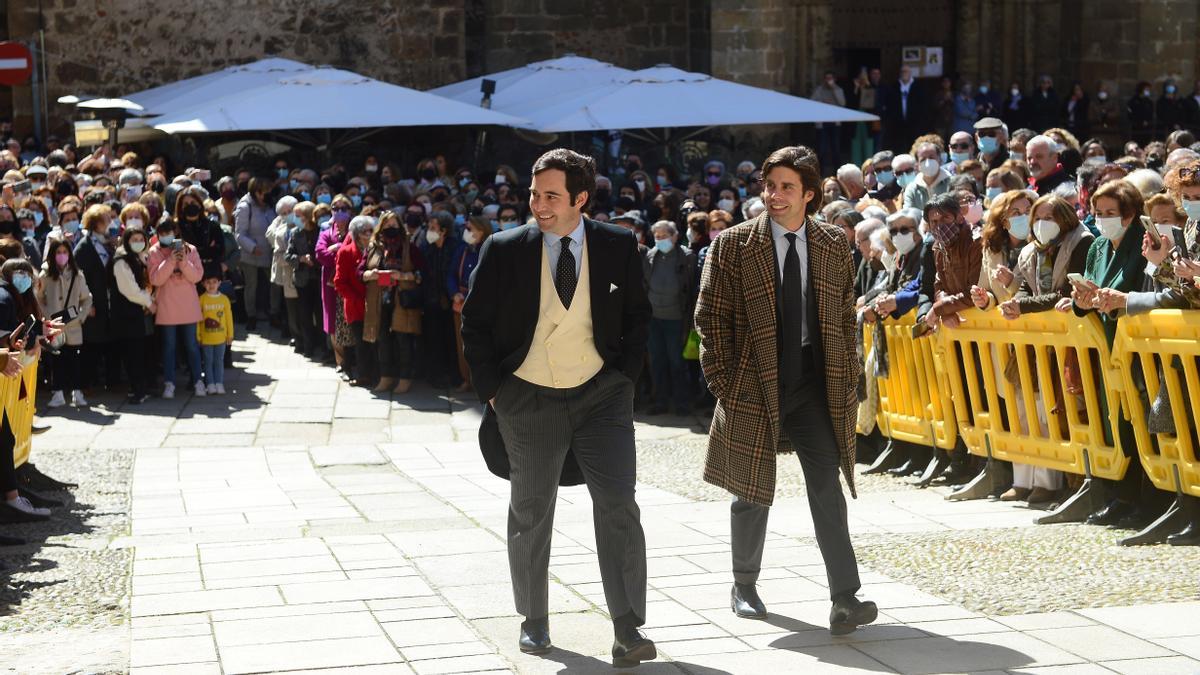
[41,196,52,212]
[875,170,894,186]
[1142,90,1152,98]
[1007,214,1031,240]
[464,189,478,203]
[10,272,31,294]
[893,232,917,256]
[458,177,471,189]
[454,213,466,227]
[706,174,721,187]
[636,179,648,193]
[920,158,940,177]
[494,173,506,185]
[365,164,378,173]
[977,84,989,95]
[1097,91,1109,101]
[499,219,519,231]
[20,227,34,241]
[130,240,146,253]
[183,203,202,219]
[686,230,699,244]
[289,179,300,193]
[654,239,674,254]
[737,186,748,198]
[332,210,351,225]
[318,215,331,229]
[1180,199,1200,221]
[897,173,915,189]
[951,151,970,165]
[717,198,735,212]
[126,217,144,230]
[316,194,332,205]
[300,191,311,201]
[277,168,289,179]
[978,137,999,155]
[418,201,432,216]
[985,186,1003,201]
[463,230,478,246]
[158,234,176,246]
[63,219,80,233]
[1033,218,1060,244]
[1096,215,1126,239]
[404,214,425,229]
[933,218,962,244]
[965,201,984,224]
[1010,87,1020,97]
[55,252,69,267]
[350,195,362,208]
[1010,152,1024,162]
[654,176,667,188]
[1166,85,1177,95]
[425,230,441,244]
[286,213,300,227]
[420,168,436,181]
[108,223,121,238]
[33,211,44,227]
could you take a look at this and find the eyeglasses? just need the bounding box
[950,143,972,151]
[977,130,998,138]
[895,168,916,176]
[889,226,914,235]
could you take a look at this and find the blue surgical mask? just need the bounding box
[33,211,44,227]
[897,173,915,189]
[489,219,499,230]
[318,215,332,229]
[350,195,362,208]
[277,168,289,179]
[317,194,332,205]
[458,177,471,188]
[986,186,1003,201]
[300,191,311,201]
[1091,155,1107,164]
[454,213,466,227]
[978,85,989,95]
[950,151,970,165]
[655,175,668,188]
[158,234,176,246]
[875,170,895,186]
[63,219,80,233]
[978,136,999,154]
[10,272,31,294]
[654,239,674,254]
[286,213,300,227]
[21,228,35,241]
[499,219,519,231]
[108,223,120,238]
[1166,85,1177,95]
[1007,214,1031,240]
[289,179,300,192]
[1182,198,1200,221]
[737,186,748,199]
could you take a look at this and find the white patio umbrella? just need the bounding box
[525,65,878,135]
[427,54,634,126]
[125,57,315,119]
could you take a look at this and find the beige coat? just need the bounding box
[37,266,93,346]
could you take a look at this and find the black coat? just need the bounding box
[108,252,151,340]
[1026,89,1060,131]
[73,236,112,343]
[461,219,652,486]
[177,215,226,273]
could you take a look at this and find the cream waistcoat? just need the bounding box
[514,238,604,388]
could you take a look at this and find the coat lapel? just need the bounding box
[521,225,544,330]
[584,218,606,334]
[740,213,781,440]
[807,219,839,375]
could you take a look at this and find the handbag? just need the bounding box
[395,243,423,310]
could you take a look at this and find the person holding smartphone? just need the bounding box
[38,237,93,408]
[358,210,425,394]
[148,220,205,399]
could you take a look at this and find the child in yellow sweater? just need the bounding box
[196,271,234,394]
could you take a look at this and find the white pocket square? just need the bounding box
[610,283,619,293]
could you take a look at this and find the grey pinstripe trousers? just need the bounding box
[494,368,648,624]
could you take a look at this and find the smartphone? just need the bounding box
[1067,273,1094,288]
[11,179,30,194]
[24,314,43,342]
[8,320,28,345]
[194,169,211,181]
[171,239,184,251]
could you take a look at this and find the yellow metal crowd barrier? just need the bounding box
[936,308,1130,481]
[1111,311,1200,498]
[5,356,38,468]
[869,311,958,450]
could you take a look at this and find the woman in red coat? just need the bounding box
[333,215,375,386]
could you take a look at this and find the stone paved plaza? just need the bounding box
[2,332,1199,674]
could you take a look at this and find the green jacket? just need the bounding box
[1074,218,1147,346]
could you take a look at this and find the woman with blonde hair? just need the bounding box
[359,210,425,394]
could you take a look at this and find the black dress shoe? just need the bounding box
[829,593,878,635]
[31,421,50,435]
[731,583,767,619]
[1111,508,1156,531]
[612,622,657,668]
[1167,521,1200,546]
[1086,499,1133,527]
[518,618,552,655]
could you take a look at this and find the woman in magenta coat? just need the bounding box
[315,194,353,369]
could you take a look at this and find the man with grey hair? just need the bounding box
[1026,134,1070,195]
[945,131,977,171]
[646,220,695,416]
[868,150,901,202]
[974,117,1010,171]
[836,164,867,204]
[902,142,953,211]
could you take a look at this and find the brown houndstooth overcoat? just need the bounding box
[695,212,861,506]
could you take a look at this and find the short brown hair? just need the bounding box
[987,168,1026,193]
[1144,192,1186,223]
[82,203,111,233]
[1090,179,1144,220]
[532,148,596,208]
[761,145,823,216]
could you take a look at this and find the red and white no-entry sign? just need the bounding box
[0,42,33,86]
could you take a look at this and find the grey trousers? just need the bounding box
[731,381,862,600]
[495,368,648,624]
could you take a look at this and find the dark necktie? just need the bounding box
[782,232,806,375]
[555,237,577,309]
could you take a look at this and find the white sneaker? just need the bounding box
[162,382,175,399]
[47,391,66,408]
[71,390,88,407]
[214,384,226,394]
[7,496,50,518]
[194,381,207,397]
[206,383,217,394]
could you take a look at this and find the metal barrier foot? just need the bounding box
[1035,478,1105,525]
[947,459,1013,502]
[861,441,901,475]
[1117,499,1188,546]
[911,453,950,489]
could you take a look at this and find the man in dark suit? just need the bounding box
[883,65,924,152]
[460,149,656,668]
[694,145,878,636]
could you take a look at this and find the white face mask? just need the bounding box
[717,198,735,213]
[1033,218,1060,244]
[494,173,506,186]
[1096,216,1126,240]
[1154,222,1174,238]
[425,230,441,244]
[463,230,479,245]
[126,217,144,230]
[919,158,940,177]
[893,232,917,256]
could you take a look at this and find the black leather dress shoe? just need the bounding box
[731,583,767,619]
[1111,507,1156,531]
[31,420,50,435]
[518,618,551,655]
[829,593,878,635]
[1168,521,1200,546]
[612,623,657,668]
[1086,499,1133,527]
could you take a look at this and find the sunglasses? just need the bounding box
[707,172,721,177]
[332,206,351,213]
[889,226,914,235]
[895,168,916,176]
